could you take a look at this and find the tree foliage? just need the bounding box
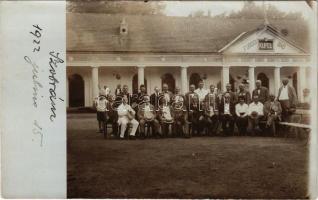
[67,0,166,15]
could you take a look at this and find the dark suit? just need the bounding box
[252,86,269,104]
[237,90,251,104]
[223,91,237,104]
[150,92,161,110]
[218,98,235,135]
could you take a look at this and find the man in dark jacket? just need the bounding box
[218,93,235,136]
[252,80,269,104]
[150,86,161,110]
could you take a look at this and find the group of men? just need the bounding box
[94,78,298,139]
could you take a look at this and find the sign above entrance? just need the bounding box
[258,38,273,50]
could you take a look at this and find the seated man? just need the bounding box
[264,94,282,136]
[138,96,160,139]
[204,84,219,136]
[218,93,235,136]
[235,96,249,136]
[158,97,174,137]
[117,96,139,139]
[188,95,205,136]
[247,95,264,136]
[172,95,187,137]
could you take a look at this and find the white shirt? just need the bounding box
[224,102,230,115]
[195,88,208,102]
[248,102,264,116]
[235,103,248,117]
[95,98,107,112]
[117,103,134,117]
[279,85,289,100]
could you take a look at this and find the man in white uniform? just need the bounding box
[117,96,139,139]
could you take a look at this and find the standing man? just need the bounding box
[247,95,264,136]
[136,84,148,105]
[138,96,160,139]
[94,94,108,133]
[218,93,235,136]
[277,78,298,121]
[172,87,185,104]
[161,83,173,105]
[237,83,251,104]
[204,84,219,136]
[223,83,237,104]
[185,84,199,111]
[115,84,122,96]
[252,80,269,104]
[150,86,161,110]
[117,96,139,139]
[194,79,209,105]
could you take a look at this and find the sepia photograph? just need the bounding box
[66,1,315,198]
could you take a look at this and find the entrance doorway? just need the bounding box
[257,73,269,89]
[161,73,175,92]
[69,74,85,107]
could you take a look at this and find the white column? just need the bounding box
[180,65,188,94]
[138,66,145,88]
[222,66,230,91]
[298,66,306,103]
[274,66,281,96]
[91,66,99,99]
[248,66,255,95]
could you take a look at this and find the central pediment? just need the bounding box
[219,24,307,55]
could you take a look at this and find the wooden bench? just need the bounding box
[278,122,311,141]
[278,122,311,129]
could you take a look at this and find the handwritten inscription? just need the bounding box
[30,24,42,52]
[48,51,64,122]
[33,120,43,147]
[24,56,43,108]
[25,24,44,147]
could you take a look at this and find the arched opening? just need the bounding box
[189,73,201,89]
[257,73,269,89]
[132,74,147,94]
[293,72,298,95]
[69,74,84,107]
[161,73,175,92]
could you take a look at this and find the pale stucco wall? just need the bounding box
[67,66,309,107]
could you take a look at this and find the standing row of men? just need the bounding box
[94,78,298,139]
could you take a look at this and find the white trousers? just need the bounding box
[118,116,139,138]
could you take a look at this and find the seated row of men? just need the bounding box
[94,79,294,139]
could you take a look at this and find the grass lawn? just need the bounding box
[67,113,308,199]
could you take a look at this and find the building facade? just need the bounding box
[67,13,311,107]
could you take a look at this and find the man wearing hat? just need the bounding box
[277,78,298,121]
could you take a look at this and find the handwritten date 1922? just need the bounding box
[30,24,42,52]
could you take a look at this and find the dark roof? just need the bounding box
[67,13,309,53]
